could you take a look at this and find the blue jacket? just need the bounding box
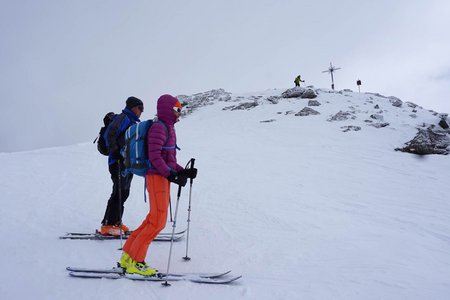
[105,107,140,165]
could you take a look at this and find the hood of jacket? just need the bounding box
[157,94,180,125]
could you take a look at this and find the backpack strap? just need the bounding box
[155,120,180,150]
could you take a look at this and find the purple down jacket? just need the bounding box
[146,94,183,177]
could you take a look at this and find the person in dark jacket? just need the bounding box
[118,94,197,276]
[100,96,144,236]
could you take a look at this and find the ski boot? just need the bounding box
[126,260,157,276]
[100,225,124,236]
[119,252,132,269]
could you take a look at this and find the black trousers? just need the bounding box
[101,161,133,226]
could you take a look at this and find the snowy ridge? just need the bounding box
[1,87,450,299]
[179,87,450,154]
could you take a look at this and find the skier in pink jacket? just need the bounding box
[118,94,197,276]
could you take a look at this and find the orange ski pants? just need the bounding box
[123,174,170,262]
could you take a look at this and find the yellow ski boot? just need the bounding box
[126,260,157,276]
[119,252,132,269]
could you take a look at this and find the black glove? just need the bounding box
[179,168,198,179]
[167,170,188,187]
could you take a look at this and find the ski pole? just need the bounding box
[118,159,123,250]
[162,183,183,286]
[183,158,195,261]
[169,196,173,222]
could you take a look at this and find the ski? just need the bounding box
[67,267,241,284]
[68,271,241,284]
[66,266,231,278]
[64,228,187,237]
[60,231,184,241]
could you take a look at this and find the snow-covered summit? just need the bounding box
[178,87,450,155]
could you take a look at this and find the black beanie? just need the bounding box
[126,96,143,109]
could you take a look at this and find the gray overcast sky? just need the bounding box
[1,0,450,152]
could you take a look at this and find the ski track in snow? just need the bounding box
[1,88,450,300]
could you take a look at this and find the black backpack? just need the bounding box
[94,112,117,155]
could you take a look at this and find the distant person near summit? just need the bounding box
[294,75,305,87]
[101,96,143,236]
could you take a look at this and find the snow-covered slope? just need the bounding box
[1,88,449,300]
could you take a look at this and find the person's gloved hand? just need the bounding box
[167,170,188,187]
[179,168,198,179]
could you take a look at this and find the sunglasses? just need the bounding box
[137,105,144,112]
[173,107,182,113]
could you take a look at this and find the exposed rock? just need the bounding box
[301,89,318,99]
[370,114,384,121]
[368,122,390,128]
[439,119,449,129]
[389,96,403,107]
[374,104,380,109]
[409,114,417,119]
[266,96,280,104]
[406,102,418,109]
[285,110,295,115]
[396,126,450,155]
[281,87,305,98]
[366,92,387,99]
[341,126,361,132]
[295,107,320,116]
[327,111,356,122]
[260,119,276,123]
[178,89,232,115]
[231,101,259,111]
[308,100,321,106]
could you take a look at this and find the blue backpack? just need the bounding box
[121,119,168,177]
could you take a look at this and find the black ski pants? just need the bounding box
[101,161,133,226]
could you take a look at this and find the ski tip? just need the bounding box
[221,275,242,284]
[188,275,242,284]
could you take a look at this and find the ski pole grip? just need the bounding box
[189,158,195,184]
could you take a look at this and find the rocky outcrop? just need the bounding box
[368,122,390,128]
[177,89,232,115]
[327,111,356,122]
[301,89,317,99]
[223,101,259,111]
[266,96,281,104]
[389,96,403,107]
[282,87,305,98]
[295,107,320,116]
[395,126,450,155]
[308,100,321,106]
[341,126,361,132]
[281,87,317,99]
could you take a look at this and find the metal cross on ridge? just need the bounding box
[322,62,341,90]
